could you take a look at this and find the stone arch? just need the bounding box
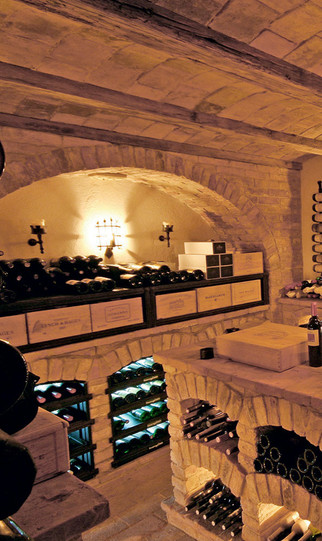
[1,142,282,311]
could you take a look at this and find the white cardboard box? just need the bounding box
[27,304,91,343]
[184,241,226,254]
[0,314,28,346]
[216,321,308,372]
[178,253,220,270]
[233,252,263,276]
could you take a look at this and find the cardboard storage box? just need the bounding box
[216,321,308,372]
[179,254,220,269]
[14,408,70,484]
[184,241,226,254]
[233,252,263,276]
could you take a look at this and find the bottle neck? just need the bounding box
[311,302,318,317]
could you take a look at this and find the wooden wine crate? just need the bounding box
[14,408,70,484]
[216,321,308,372]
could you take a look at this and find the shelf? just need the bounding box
[39,393,93,412]
[111,435,169,468]
[69,442,97,459]
[67,418,95,433]
[107,370,165,392]
[109,391,168,416]
[110,412,169,442]
[73,466,99,482]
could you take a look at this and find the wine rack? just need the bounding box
[254,426,322,501]
[34,380,98,481]
[183,477,243,537]
[106,356,169,468]
[181,400,239,457]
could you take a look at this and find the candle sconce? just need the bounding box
[96,218,122,259]
[159,222,173,248]
[28,222,46,254]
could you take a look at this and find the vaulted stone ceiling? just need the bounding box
[0,0,322,169]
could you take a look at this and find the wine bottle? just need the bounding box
[151,400,168,414]
[184,479,221,511]
[133,430,151,445]
[313,181,322,202]
[146,423,167,439]
[313,203,322,213]
[313,244,322,253]
[297,455,310,473]
[312,223,322,233]
[115,438,130,455]
[65,279,90,294]
[43,384,63,401]
[81,278,103,292]
[230,523,243,537]
[60,381,84,396]
[130,406,154,422]
[189,408,223,427]
[282,519,310,540]
[0,288,17,303]
[313,254,322,263]
[313,264,322,273]
[276,462,288,478]
[109,370,126,386]
[112,416,129,431]
[304,446,317,465]
[113,387,146,404]
[221,509,242,530]
[50,256,76,273]
[185,268,205,281]
[313,213,322,223]
[267,513,300,541]
[56,407,86,423]
[302,474,315,492]
[94,276,115,290]
[12,258,31,271]
[311,465,322,483]
[118,273,144,288]
[185,400,209,414]
[46,266,69,288]
[315,484,322,500]
[307,301,322,367]
[111,392,126,409]
[263,457,275,473]
[289,468,302,485]
[254,457,264,473]
[87,255,103,268]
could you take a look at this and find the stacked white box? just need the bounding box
[178,252,233,279]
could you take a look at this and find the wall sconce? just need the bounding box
[27,220,46,254]
[96,218,122,258]
[159,222,173,248]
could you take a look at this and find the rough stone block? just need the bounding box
[278,398,293,432]
[128,339,142,362]
[264,396,280,426]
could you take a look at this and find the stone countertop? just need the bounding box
[154,341,322,413]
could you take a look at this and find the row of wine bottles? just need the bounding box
[267,511,321,541]
[114,421,169,456]
[181,400,239,454]
[108,357,163,386]
[254,427,322,500]
[112,400,169,431]
[0,256,205,302]
[34,381,85,404]
[52,406,88,424]
[184,478,243,535]
[111,380,166,410]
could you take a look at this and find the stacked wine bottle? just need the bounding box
[266,511,321,541]
[0,256,205,302]
[254,427,322,500]
[108,357,170,467]
[184,478,243,536]
[34,380,98,481]
[181,400,239,456]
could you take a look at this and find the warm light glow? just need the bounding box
[82,214,126,255]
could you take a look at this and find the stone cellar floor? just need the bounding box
[83,446,195,541]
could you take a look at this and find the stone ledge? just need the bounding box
[13,472,110,541]
[161,496,243,541]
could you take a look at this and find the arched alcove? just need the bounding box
[0,143,283,315]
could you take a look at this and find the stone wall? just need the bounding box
[160,350,322,540]
[24,305,268,490]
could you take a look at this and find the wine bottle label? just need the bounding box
[307,329,320,345]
